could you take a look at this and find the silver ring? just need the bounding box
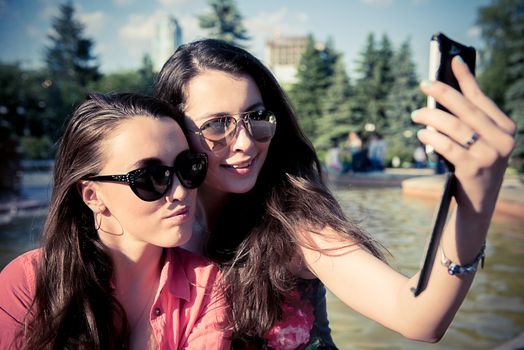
[463,132,479,149]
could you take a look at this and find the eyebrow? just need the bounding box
[130,157,164,170]
[192,102,266,121]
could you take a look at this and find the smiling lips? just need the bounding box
[223,157,255,170]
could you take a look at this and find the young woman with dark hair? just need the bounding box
[0,93,230,349]
[155,39,515,349]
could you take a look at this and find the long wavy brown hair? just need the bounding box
[155,39,385,340]
[19,93,183,349]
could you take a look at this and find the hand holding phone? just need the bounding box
[425,32,476,172]
[412,33,476,297]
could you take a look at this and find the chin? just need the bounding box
[226,180,257,194]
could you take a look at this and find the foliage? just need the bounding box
[45,1,100,85]
[0,63,48,138]
[477,0,524,176]
[198,0,250,46]
[91,55,157,95]
[288,33,424,167]
[314,53,354,153]
[352,33,395,133]
[289,35,338,141]
[384,40,425,165]
[503,7,524,177]
[19,136,54,160]
[43,1,101,142]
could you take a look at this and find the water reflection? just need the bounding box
[328,186,524,350]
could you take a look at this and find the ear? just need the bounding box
[77,180,106,213]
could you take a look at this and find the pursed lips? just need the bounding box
[162,206,190,219]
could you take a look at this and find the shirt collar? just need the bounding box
[159,248,191,301]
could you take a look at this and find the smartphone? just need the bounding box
[425,32,476,172]
[412,33,475,297]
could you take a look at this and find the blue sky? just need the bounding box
[0,0,491,79]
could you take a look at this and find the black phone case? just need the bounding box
[431,32,476,172]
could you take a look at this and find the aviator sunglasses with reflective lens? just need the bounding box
[84,150,208,202]
[190,110,277,152]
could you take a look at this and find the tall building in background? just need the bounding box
[265,36,308,85]
[152,14,182,72]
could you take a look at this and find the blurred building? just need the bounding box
[265,36,308,85]
[152,14,183,72]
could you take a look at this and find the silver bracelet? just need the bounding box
[440,243,486,275]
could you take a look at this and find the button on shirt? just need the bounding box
[0,248,230,349]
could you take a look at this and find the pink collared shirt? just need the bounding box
[0,248,230,349]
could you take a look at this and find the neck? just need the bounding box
[198,184,231,232]
[110,246,162,329]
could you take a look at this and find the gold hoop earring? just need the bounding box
[95,212,102,231]
[97,214,124,237]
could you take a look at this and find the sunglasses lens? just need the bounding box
[199,111,276,151]
[133,166,171,201]
[246,111,277,142]
[201,117,237,142]
[175,151,208,189]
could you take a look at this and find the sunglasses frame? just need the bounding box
[84,150,208,202]
[189,110,277,152]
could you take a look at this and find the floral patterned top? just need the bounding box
[233,279,338,350]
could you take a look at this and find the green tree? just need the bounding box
[314,54,354,153]
[198,0,250,46]
[503,8,524,177]
[44,1,100,140]
[0,63,48,138]
[45,1,100,85]
[352,33,395,134]
[92,54,156,95]
[384,40,425,165]
[289,35,338,141]
[138,54,156,95]
[477,0,524,176]
[477,0,522,108]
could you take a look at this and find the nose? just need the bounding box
[230,119,255,152]
[165,175,189,203]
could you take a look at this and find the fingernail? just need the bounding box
[420,80,432,88]
[455,55,464,64]
[417,129,427,138]
[411,109,421,120]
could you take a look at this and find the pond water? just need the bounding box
[328,185,524,350]
[0,179,522,349]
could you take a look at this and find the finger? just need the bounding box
[416,128,495,170]
[451,56,517,136]
[411,107,513,155]
[412,107,475,146]
[420,80,496,136]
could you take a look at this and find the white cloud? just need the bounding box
[119,13,157,56]
[25,24,46,41]
[156,0,193,8]
[39,2,59,21]
[78,11,107,36]
[467,25,481,39]
[360,0,394,9]
[177,13,207,42]
[113,0,137,7]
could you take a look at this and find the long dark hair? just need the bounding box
[155,39,385,339]
[21,93,182,349]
